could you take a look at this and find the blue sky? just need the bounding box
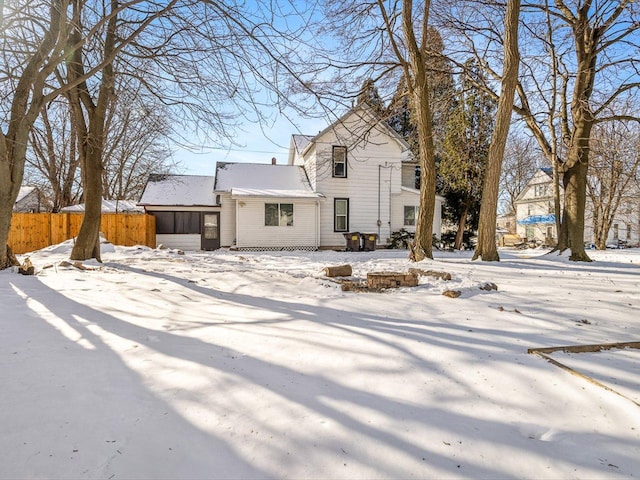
[175,110,330,175]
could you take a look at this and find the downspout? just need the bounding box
[377,165,382,237]
[316,199,320,249]
[388,165,392,242]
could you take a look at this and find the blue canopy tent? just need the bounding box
[517,214,556,225]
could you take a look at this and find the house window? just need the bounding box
[334,198,349,232]
[535,185,548,197]
[526,226,534,240]
[613,223,619,239]
[265,203,293,226]
[332,146,347,178]
[404,206,419,226]
[548,202,554,214]
[154,211,201,234]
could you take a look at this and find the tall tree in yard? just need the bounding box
[0,0,70,268]
[439,61,496,250]
[467,1,640,261]
[319,0,453,260]
[471,0,521,261]
[1,0,318,265]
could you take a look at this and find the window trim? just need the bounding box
[332,145,347,178]
[265,202,294,227]
[334,198,349,232]
[403,205,419,226]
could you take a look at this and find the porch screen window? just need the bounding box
[265,203,294,226]
[154,211,200,234]
[334,198,349,232]
[404,206,419,226]
[332,146,347,178]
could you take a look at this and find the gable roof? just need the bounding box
[214,162,320,198]
[138,174,217,206]
[16,186,37,203]
[291,104,415,162]
[514,167,558,203]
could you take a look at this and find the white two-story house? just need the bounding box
[515,167,640,247]
[139,105,443,251]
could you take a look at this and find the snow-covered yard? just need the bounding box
[2,243,639,479]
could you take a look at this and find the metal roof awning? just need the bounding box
[517,214,556,225]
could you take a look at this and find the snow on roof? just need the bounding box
[138,174,216,206]
[231,188,322,199]
[16,186,37,203]
[60,199,144,213]
[215,162,319,197]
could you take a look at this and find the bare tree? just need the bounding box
[0,0,72,268]
[319,1,446,261]
[499,133,541,215]
[472,0,521,261]
[27,98,82,211]
[587,120,640,249]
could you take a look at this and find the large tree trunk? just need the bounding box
[70,140,104,261]
[559,159,591,261]
[473,0,520,261]
[69,0,118,261]
[411,86,436,261]
[453,198,470,250]
[0,1,64,268]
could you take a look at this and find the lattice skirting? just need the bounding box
[232,246,318,252]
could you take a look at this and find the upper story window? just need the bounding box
[534,184,548,197]
[332,146,347,178]
[265,203,294,227]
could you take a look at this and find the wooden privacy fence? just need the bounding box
[8,213,156,254]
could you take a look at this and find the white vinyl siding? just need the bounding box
[401,164,418,189]
[309,112,405,247]
[235,198,318,249]
[219,193,235,247]
[155,234,201,251]
[390,188,442,239]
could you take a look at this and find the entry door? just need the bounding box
[201,212,220,250]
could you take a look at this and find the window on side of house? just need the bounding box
[404,206,419,226]
[155,212,175,234]
[154,211,200,234]
[334,198,349,232]
[174,211,201,234]
[265,203,294,226]
[332,146,347,178]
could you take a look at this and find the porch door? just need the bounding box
[201,212,220,250]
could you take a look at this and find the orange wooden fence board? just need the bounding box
[8,213,156,254]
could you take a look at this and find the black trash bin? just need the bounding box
[343,232,361,251]
[360,233,378,251]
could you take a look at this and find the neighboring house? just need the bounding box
[14,186,43,212]
[139,105,444,251]
[515,167,640,246]
[60,199,144,214]
[496,213,517,235]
